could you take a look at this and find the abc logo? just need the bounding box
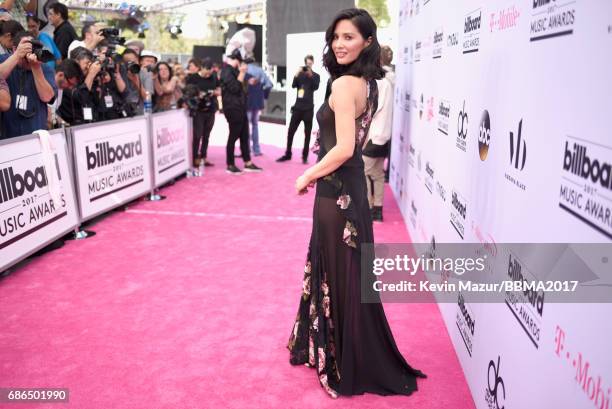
[478,110,491,161]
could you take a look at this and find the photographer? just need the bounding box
[57,47,97,124]
[185,57,219,167]
[0,31,56,139]
[67,21,105,58]
[220,49,262,174]
[276,54,320,164]
[152,61,179,112]
[49,58,81,128]
[92,45,128,121]
[25,15,61,69]
[121,48,145,114]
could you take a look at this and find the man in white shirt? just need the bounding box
[363,45,395,222]
[67,21,104,58]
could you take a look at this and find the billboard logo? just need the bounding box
[463,9,482,54]
[530,0,575,42]
[559,138,612,239]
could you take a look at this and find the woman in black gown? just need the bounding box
[288,8,426,399]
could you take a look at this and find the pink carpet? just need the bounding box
[0,119,475,409]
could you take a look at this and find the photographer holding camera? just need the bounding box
[276,54,320,164]
[121,48,145,115]
[67,21,105,58]
[0,30,56,139]
[185,57,219,168]
[152,61,179,112]
[92,45,129,121]
[56,47,98,124]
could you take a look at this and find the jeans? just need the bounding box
[247,109,261,154]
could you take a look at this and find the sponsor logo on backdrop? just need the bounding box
[504,119,528,191]
[485,356,506,409]
[463,8,482,54]
[419,94,424,119]
[436,180,447,202]
[414,40,422,62]
[410,0,415,17]
[490,5,521,32]
[438,99,450,135]
[0,155,68,249]
[85,134,145,202]
[409,200,418,229]
[403,90,411,112]
[456,292,476,357]
[415,0,420,16]
[425,161,434,193]
[456,101,468,152]
[555,325,611,409]
[559,137,612,239]
[472,222,498,274]
[403,45,410,64]
[426,97,434,122]
[433,29,444,59]
[408,144,416,168]
[417,150,422,173]
[530,0,576,42]
[505,253,544,348]
[155,127,186,174]
[478,110,491,161]
[447,31,459,48]
[450,189,467,239]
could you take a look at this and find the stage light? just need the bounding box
[166,23,182,39]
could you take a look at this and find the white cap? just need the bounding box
[140,50,160,61]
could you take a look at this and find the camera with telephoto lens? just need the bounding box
[180,85,216,117]
[28,39,54,63]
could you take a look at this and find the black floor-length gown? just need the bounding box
[287,79,426,398]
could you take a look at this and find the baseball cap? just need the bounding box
[226,48,243,62]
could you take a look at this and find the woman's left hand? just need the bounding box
[295,174,315,195]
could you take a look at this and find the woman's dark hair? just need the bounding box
[26,15,43,30]
[154,61,173,81]
[322,8,384,80]
[0,20,25,38]
[49,3,69,21]
[188,57,202,69]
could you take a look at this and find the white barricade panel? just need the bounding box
[71,117,152,221]
[0,132,79,271]
[151,109,191,187]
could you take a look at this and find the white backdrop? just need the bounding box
[392,1,612,408]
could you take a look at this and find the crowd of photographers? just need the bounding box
[0,2,225,146]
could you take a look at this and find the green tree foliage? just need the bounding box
[356,0,390,28]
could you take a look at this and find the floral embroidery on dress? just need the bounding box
[323,172,343,190]
[311,129,321,154]
[302,261,312,300]
[343,220,358,248]
[336,194,351,210]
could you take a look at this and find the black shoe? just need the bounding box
[203,160,214,167]
[226,165,243,175]
[276,154,291,162]
[372,206,383,222]
[244,163,263,172]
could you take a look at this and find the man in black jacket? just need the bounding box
[277,54,320,164]
[220,49,262,175]
[47,3,77,60]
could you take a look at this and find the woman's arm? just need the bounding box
[296,76,364,192]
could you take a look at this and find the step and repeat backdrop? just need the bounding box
[391,1,611,408]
